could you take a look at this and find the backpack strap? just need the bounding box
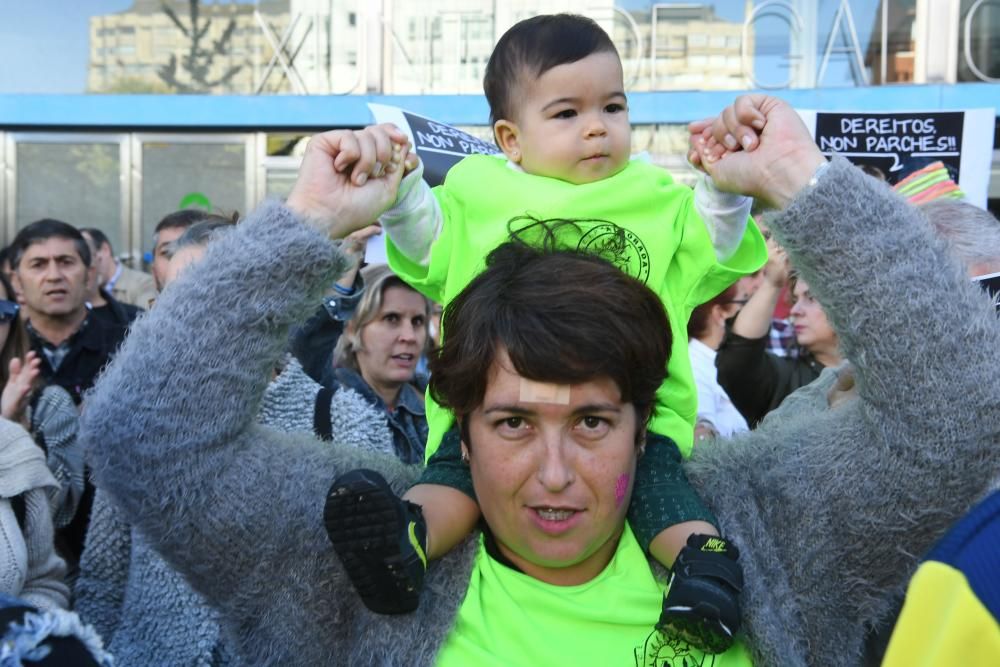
[313,387,336,441]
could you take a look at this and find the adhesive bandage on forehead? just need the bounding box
[519,378,571,404]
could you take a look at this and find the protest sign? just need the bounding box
[362,104,502,264]
[368,103,501,187]
[797,108,995,207]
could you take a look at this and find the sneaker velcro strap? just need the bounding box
[675,550,744,592]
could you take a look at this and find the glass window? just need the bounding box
[139,140,246,253]
[0,0,992,96]
[959,0,1000,82]
[863,0,918,85]
[264,169,298,201]
[15,140,123,250]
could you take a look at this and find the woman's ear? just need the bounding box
[459,416,472,462]
[494,120,522,164]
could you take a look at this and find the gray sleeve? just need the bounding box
[773,157,1000,432]
[74,488,129,643]
[685,158,1000,666]
[79,201,430,664]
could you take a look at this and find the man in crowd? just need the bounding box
[10,220,128,406]
[151,210,235,292]
[10,219,130,571]
[80,229,143,328]
[79,228,156,310]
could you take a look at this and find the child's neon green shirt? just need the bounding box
[435,523,753,666]
[387,155,766,459]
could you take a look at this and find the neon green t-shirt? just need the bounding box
[387,155,766,459]
[435,523,752,667]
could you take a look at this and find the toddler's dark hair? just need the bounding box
[483,14,618,127]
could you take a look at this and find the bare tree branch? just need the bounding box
[161,3,189,37]
[156,0,245,93]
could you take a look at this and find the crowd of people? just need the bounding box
[1,12,998,667]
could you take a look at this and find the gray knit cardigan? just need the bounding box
[80,158,1000,666]
[75,357,394,667]
[0,418,69,611]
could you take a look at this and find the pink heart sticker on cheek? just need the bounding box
[615,473,631,508]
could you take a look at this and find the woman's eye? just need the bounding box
[495,416,528,436]
[576,416,611,436]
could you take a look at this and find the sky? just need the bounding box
[0,0,255,93]
[0,1,878,94]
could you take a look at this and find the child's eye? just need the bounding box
[553,109,577,119]
[605,103,625,113]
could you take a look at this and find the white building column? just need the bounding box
[914,0,961,83]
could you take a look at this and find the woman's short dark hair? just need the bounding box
[429,241,671,427]
[483,14,618,127]
[168,219,237,258]
[687,283,740,341]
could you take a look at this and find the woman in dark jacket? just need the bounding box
[716,236,842,426]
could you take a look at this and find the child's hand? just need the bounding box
[333,124,411,186]
[687,95,824,209]
[687,100,767,170]
[2,351,40,423]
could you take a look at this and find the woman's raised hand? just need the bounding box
[287,124,418,239]
[2,350,41,423]
[688,95,826,210]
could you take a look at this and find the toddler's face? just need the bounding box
[496,51,631,185]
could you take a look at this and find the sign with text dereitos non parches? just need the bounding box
[368,103,501,188]
[361,104,502,265]
[797,108,995,207]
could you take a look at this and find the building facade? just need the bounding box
[0,0,997,262]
